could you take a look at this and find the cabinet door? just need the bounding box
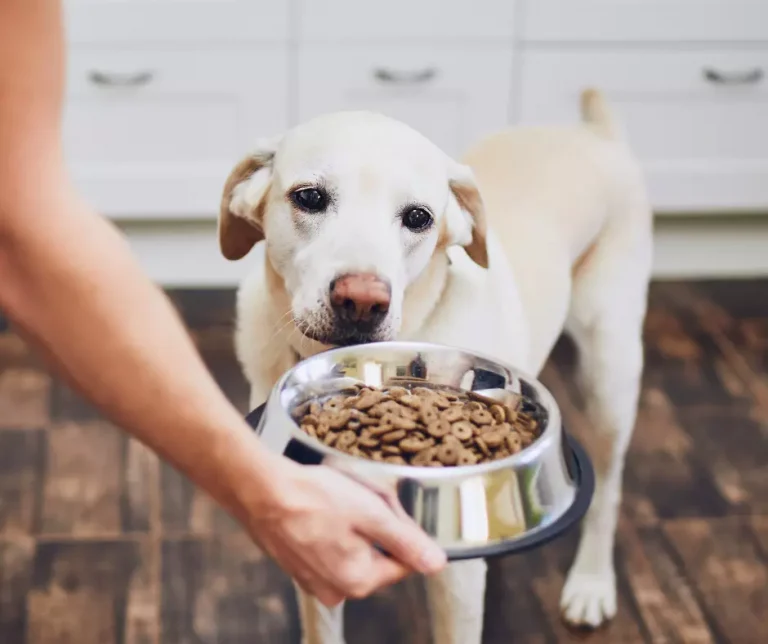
[521,1,768,42]
[298,0,517,42]
[517,49,768,213]
[64,0,289,44]
[297,46,514,159]
[64,48,288,218]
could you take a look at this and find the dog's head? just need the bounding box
[219,111,487,347]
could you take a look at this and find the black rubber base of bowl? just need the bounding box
[245,404,594,561]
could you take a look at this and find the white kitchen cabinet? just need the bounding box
[64,0,289,44]
[297,46,515,158]
[297,0,517,41]
[55,0,768,283]
[517,49,768,213]
[522,1,768,43]
[63,49,289,218]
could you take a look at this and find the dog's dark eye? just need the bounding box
[401,207,433,232]
[291,188,327,213]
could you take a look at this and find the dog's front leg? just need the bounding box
[427,559,487,644]
[249,382,348,644]
[294,591,345,644]
[249,375,347,644]
[560,309,644,628]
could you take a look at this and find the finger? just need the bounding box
[335,549,411,599]
[358,507,446,575]
[367,554,413,591]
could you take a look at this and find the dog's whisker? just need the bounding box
[264,311,297,347]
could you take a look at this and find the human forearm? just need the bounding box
[0,184,283,518]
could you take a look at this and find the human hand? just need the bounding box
[240,459,447,607]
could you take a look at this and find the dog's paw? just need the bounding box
[559,568,617,629]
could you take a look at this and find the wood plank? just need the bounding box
[0,429,45,536]
[160,464,239,536]
[40,421,135,536]
[657,282,768,423]
[617,519,713,644]
[0,538,35,642]
[642,285,755,414]
[27,538,157,644]
[125,539,160,644]
[692,280,768,321]
[752,516,768,562]
[484,547,560,644]
[161,534,299,644]
[0,334,44,370]
[49,381,102,422]
[675,409,768,514]
[624,389,732,522]
[123,438,158,533]
[528,530,647,644]
[663,517,768,644]
[4,283,765,644]
[0,367,50,430]
[158,307,245,535]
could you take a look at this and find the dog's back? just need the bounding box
[462,89,652,372]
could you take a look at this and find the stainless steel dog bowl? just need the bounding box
[246,341,593,560]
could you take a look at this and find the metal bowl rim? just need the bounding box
[268,340,566,481]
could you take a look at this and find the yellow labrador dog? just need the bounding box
[219,89,652,643]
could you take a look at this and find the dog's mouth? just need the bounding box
[295,316,393,347]
[299,326,391,347]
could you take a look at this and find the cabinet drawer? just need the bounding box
[522,1,768,43]
[64,0,289,44]
[64,49,289,218]
[297,46,514,159]
[297,0,517,42]
[517,50,768,212]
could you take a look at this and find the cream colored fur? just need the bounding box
[221,89,653,643]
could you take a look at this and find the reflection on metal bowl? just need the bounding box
[247,341,594,560]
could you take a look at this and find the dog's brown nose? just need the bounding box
[330,273,391,324]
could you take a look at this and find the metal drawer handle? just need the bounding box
[89,70,154,87]
[373,67,438,85]
[703,67,763,86]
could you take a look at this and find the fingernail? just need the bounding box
[420,547,447,573]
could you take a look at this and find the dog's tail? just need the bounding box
[580,88,621,140]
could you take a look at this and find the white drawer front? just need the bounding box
[518,50,768,213]
[297,46,514,159]
[522,1,768,42]
[64,49,289,218]
[64,0,289,44]
[297,0,517,41]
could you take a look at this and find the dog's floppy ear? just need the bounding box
[219,139,279,260]
[444,160,489,268]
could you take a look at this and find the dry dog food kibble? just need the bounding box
[294,383,543,467]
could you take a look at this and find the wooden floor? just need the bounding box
[1,280,767,644]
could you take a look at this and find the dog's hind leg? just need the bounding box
[426,559,487,644]
[559,209,652,628]
[295,588,345,644]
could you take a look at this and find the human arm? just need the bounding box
[0,0,445,605]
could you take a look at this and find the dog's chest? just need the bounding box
[410,247,532,372]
